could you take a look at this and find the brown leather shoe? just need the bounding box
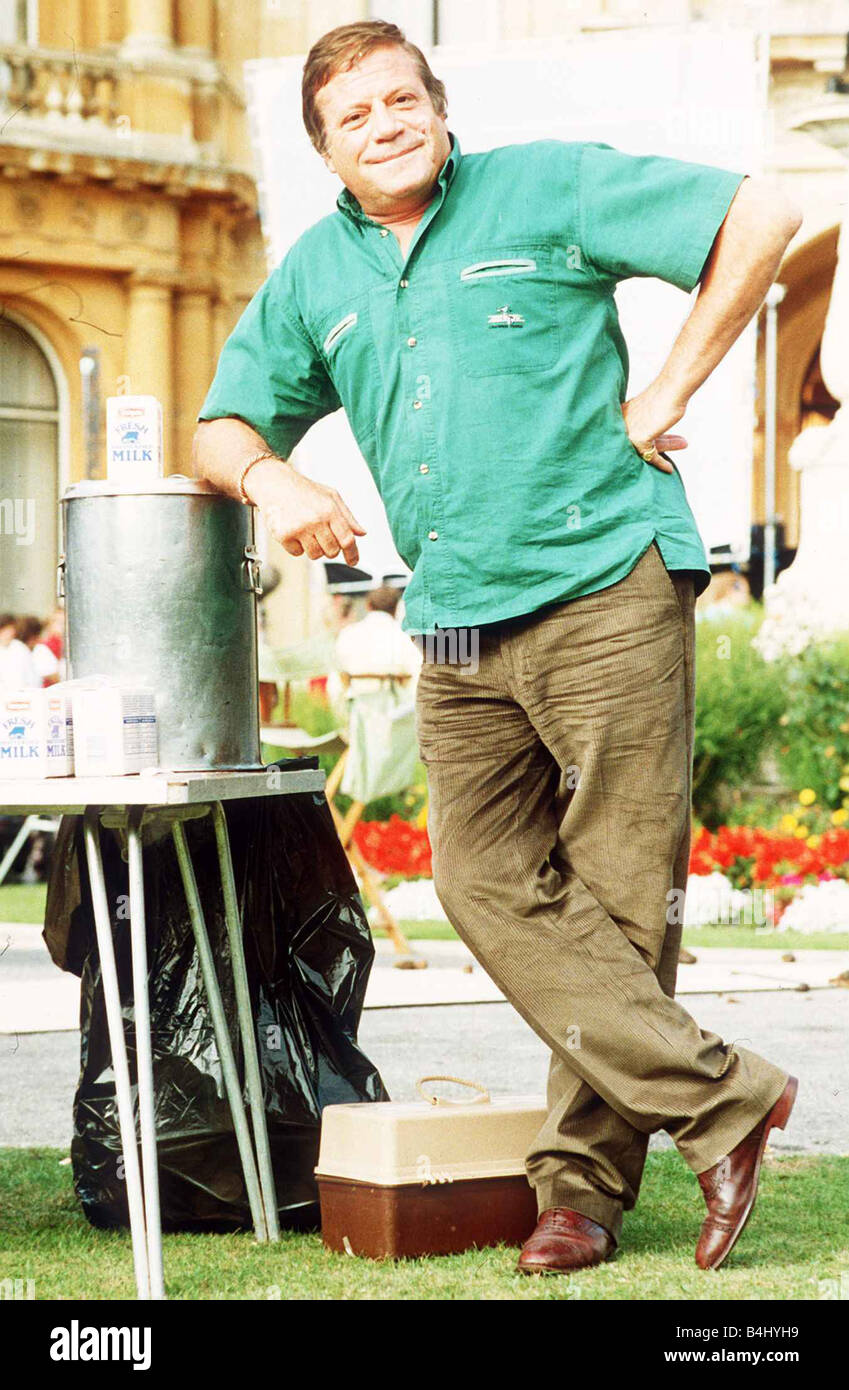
[516,1208,615,1275]
[696,1075,798,1271]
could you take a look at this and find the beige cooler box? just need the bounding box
[315,1077,546,1259]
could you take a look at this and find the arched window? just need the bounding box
[0,317,61,618]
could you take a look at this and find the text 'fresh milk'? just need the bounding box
[0,688,74,778]
[106,396,163,484]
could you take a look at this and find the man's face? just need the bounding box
[315,46,450,218]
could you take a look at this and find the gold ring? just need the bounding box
[641,445,658,462]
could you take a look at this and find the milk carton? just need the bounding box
[106,395,163,483]
[71,681,158,776]
[0,687,74,778]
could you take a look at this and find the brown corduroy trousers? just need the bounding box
[414,541,788,1244]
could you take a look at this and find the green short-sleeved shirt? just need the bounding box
[199,136,745,634]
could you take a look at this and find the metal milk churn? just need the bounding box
[59,476,263,771]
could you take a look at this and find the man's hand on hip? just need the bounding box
[621,387,687,474]
[247,459,367,565]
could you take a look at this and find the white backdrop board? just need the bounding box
[245,24,767,584]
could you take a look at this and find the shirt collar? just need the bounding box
[336,132,462,227]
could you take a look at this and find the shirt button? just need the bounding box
[413,400,422,410]
[407,336,417,347]
[380,228,389,237]
[400,278,409,288]
[428,529,438,541]
[419,463,429,473]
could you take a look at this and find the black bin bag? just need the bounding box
[43,780,389,1232]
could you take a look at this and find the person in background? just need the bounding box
[315,593,361,706]
[16,615,61,686]
[41,606,65,664]
[327,592,361,637]
[328,583,421,722]
[696,567,752,619]
[0,613,39,691]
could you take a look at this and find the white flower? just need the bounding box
[683,872,771,927]
[367,876,447,923]
[777,878,849,934]
[752,583,824,662]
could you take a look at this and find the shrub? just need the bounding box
[774,635,849,811]
[693,609,786,828]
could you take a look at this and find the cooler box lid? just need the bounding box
[316,1091,547,1186]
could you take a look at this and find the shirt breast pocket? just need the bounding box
[318,297,381,440]
[447,248,560,378]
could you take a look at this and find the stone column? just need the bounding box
[176,0,215,54]
[123,0,174,53]
[174,285,214,472]
[212,293,236,358]
[760,101,849,645]
[124,277,174,464]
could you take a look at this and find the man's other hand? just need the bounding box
[191,417,367,566]
[248,460,367,566]
[621,388,688,474]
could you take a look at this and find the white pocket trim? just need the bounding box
[323,312,358,353]
[459,258,537,281]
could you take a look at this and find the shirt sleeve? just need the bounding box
[577,142,747,293]
[197,254,341,458]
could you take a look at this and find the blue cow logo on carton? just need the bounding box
[5,719,33,739]
[0,715,38,761]
[113,421,152,462]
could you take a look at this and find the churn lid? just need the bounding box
[62,474,225,501]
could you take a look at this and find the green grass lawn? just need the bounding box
[1,1148,845,1300]
[4,884,849,953]
[0,883,47,924]
[374,918,849,952]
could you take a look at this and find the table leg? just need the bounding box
[126,808,165,1300]
[171,818,269,1243]
[211,801,280,1241]
[82,808,151,1301]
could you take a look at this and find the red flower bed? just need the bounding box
[689,824,849,890]
[353,818,849,894]
[352,815,432,877]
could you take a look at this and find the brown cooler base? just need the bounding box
[318,1173,538,1259]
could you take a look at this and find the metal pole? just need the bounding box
[171,817,269,1243]
[763,283,786,593]
[211,801,280,1241]
[126,808,165,1300]
[82,808,151,1300]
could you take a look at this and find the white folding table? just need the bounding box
[0,765,325,1300]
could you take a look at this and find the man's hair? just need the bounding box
[302,19,447,154]
[367,584,401,617]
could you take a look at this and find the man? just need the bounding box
[16,615,61,686]
[0,613,39,691]
[334,583,422,692]
[192,20,802,1274]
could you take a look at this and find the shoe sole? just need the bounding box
[515,1247,616,1276]
[701,1074,798,1272]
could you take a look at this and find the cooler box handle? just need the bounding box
[416,1074,491,1106]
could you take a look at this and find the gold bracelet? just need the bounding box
[238,450,278,505]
